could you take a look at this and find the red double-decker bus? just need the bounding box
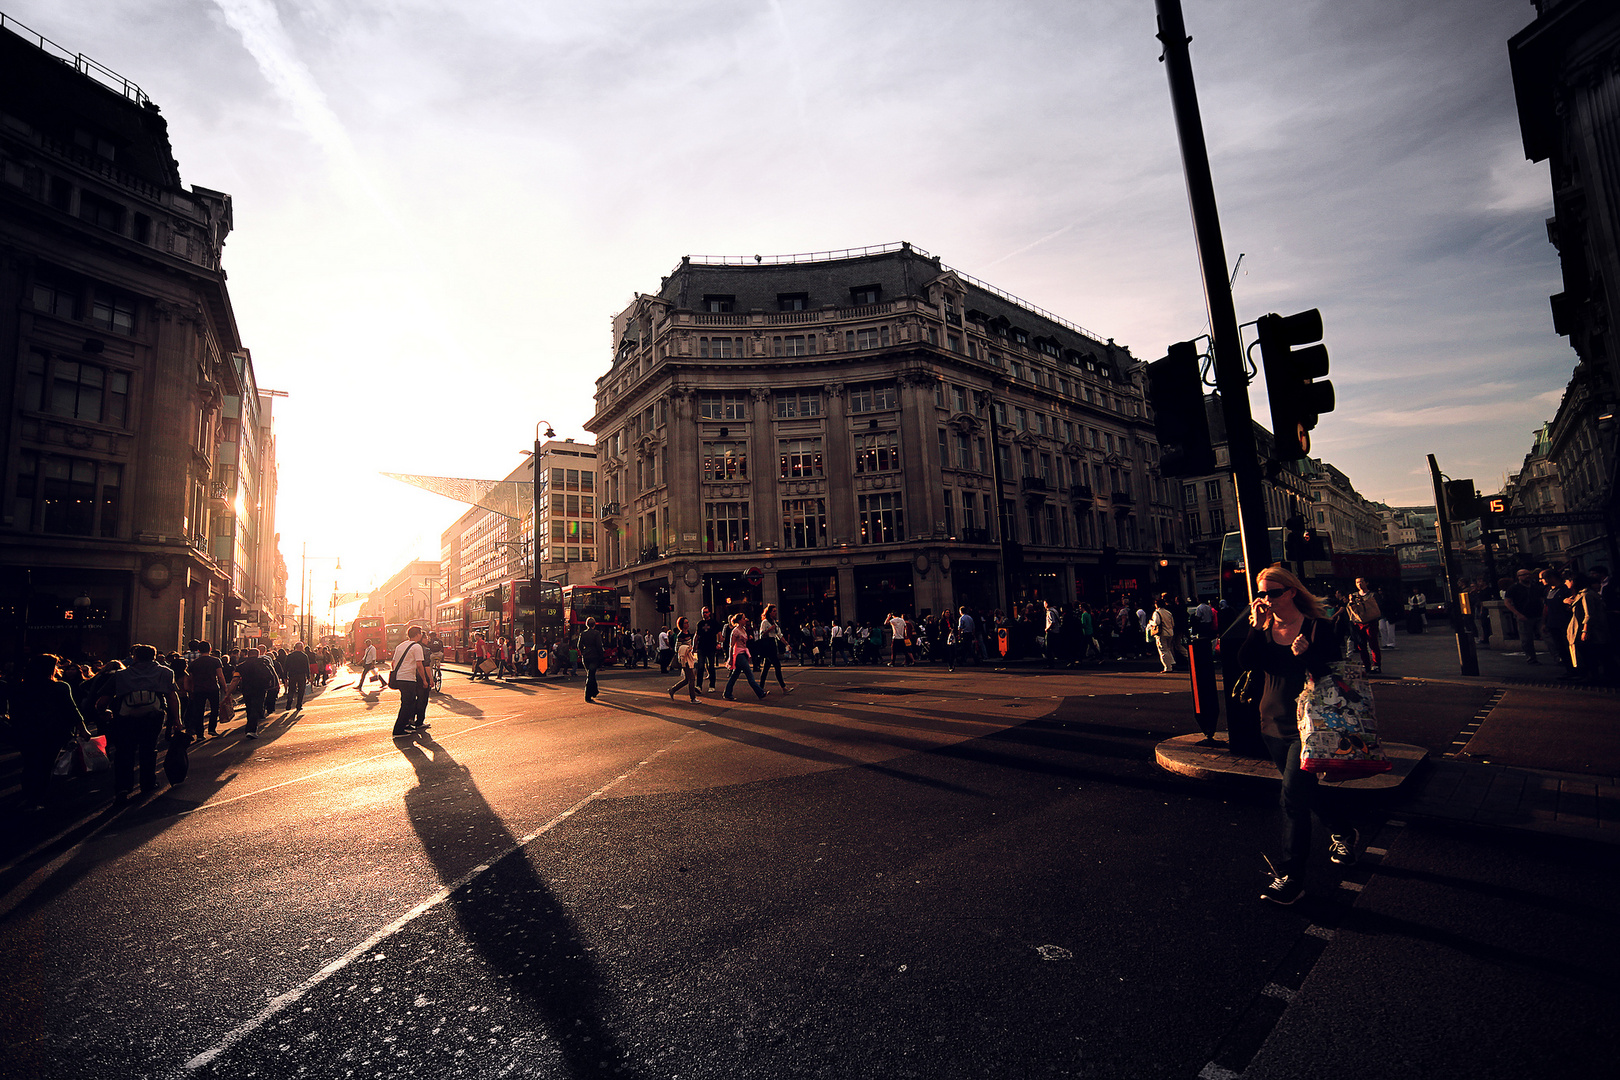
[348,616,385,662]
[434,597,471,663]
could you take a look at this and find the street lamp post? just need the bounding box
[300,542,340,647]
[531,420,556,674]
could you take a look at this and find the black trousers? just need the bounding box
[110,714,163,794]
[585,663,601,700]
[393,682,428,735]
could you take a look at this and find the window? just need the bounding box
[703,295,735,313]
[848,382,897,413]
[1020,449,1034,477]
[850,285,880,305]
[853,431,901,473]
[1015,408,1027,432]
[846,326,890,351]
[779,437,824,479]
[947,334,961,352]
[857,492,904,544]
[699,393,748,420]
[31,268,80,319]
[78,191,125,232]
[566,494,580,516]
[699,336,742,359]
[781,498,827,549]
[954,431,973,470]
[943,489,955,535]
[773,335,815,356]
[952,385,968,413]
[1183,483,1198,507]
[1036,413,1048,436]
[1209,507,1226,533]
[775,389,821,418]
[566,469,580,491]
[1026,507,1041,546]
[13,451,121,537]
[1040,340,1060,358]
[702,441,748,481]
[1188,513,1202,538]
[1205,479,1223,501]
[777,293,808,311]
[90,287,136,334]
[581,471,594,492]
[935,381,946,407]
[26,351,128,426]
[961,491,979,530]
[705,501,750,552]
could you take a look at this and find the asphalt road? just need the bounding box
[1,662,1611,1079]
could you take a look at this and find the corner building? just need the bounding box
[588,243,1192,629]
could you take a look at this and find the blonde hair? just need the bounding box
[1251,564,1327,624]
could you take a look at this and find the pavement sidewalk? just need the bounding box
[1159,624,1618,847]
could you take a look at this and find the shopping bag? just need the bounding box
[52,746,75,777]
[76,735,111,774]
[477,658,497,674]
[165,732,191,785]
[1297,658,1392,780]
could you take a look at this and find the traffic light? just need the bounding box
[224,598,242,622]
[1146,341,1216,477]
[1443,479,1479,521]
[1284,513,1308,563]
[1257,308,1333,460]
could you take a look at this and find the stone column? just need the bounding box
[822,382,854,544]
[749,387,779,552]
[897,370,941,539]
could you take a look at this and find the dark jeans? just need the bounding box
[668,664,700,700]
[1262,732,1352,876]
[287,676,306,711]
[584,662,601,700]
[110,713,163,794]
[1516,616,1541,660]
[756,644,788,689]
[244,690,267,733]
[393,681,428,735]
[724,655,767,699]
[188,691,221,738]
[359,663,381,688]
[698,652,719,688]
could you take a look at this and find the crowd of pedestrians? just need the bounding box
[0,638,347,811]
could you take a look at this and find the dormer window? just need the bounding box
[850,285,881,306]
[777,293,808,312]
[703,295,735,313]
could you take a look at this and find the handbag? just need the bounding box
[165,731,191,785]
[1297,655,1392,780]
[57,735,111,775]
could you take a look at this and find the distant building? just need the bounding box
[0,20,278,659]
[361,560,440,630]
[1508,422,1573,564]
[587,242,1192,628]
[1177,396,1313,596]
[1307,461,1383,554]
[1510,0,1620,571]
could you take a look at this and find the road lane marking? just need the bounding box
[177,730,694,1073]
[174,715,521,816]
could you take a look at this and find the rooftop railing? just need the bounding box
[1,13,151,106]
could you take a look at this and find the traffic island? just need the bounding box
[1155,731,1428,790]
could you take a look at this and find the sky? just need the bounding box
[7,0,1567,616]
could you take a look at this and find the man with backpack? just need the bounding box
[97,644,183,801]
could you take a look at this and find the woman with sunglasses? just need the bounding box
[1235,565,1356,906]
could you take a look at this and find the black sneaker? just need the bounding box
[1262,872,1304,905]
[1329,830,1359,866]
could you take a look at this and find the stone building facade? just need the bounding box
[1307,461,1383,554]
[0,21,278,660]
[1510,0,1620,571]
[587,243,1193,630]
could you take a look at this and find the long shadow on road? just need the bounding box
[394,736,643,1078]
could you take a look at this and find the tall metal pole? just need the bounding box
[299,541,307,648]
[1155,0,1271,597]
[1429,454,1479,675]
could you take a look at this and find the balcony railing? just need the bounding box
[959,527,992,545]
[1069,484,1094,503]
[1020,475,1050,493]
[1110,491,1134,506]
[600,502,619,518]
[637,545,662,564]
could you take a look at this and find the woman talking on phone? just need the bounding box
[1234,565,1357,905]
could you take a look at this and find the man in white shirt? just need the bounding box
[657,626,673,673]
[887,613,911,666]
[1043,601,1061,667]
[391,626,431,739]
[953,607,977,670]
[829,621,844,666]
[357,642,381,693]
